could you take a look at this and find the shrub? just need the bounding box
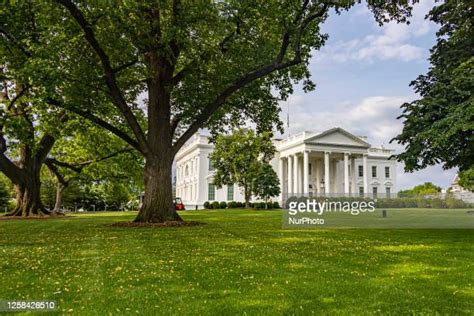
[430,198,445,209]
[373,196,470,209]
[211,201,220,209]
[236,201,243,207]
[446,196,466,208]
[219,201,227,209]
[416,198,429,208]
[227,201,238,208]
[254,202,272,209]
[203,201,211,209]
[272,201,280,209]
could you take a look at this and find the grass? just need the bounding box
[0,209,473,315]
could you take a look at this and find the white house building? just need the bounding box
[175,127,397,209]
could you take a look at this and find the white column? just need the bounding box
[344,152,349,194]
[294,154,299,193]
[351,157,356,194]
[363,154,368,194]
[287,155,293,194]
[279,157,284,199]
[303,151,309,195]
[195,157,200,201]
[324,151,330,194]
[331,160,336,193]
[315,159,321,194]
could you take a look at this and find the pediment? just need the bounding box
[304,127,370,148]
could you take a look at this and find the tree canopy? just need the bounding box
[392,0,473,185]
[210,128,275,207]
[252,162,281,205]
[398,182,441,198]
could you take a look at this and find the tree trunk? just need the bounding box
[53,182,66,212]
[134,158,182,223]
[244,184,251,208]
[6,170,50,217]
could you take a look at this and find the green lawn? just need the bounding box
[0,210,473,315]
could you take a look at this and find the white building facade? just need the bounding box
[175,127,397,209]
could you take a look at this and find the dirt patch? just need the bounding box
[110,220,204,228]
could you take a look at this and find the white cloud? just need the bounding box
[317,1,436,63]
[281,95,408,147]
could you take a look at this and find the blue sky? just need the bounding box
[276,1,456,190]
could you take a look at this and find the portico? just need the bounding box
[276,128,371,197]
[279,151,369,195]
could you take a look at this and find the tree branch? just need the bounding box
[46,158,82,173]
[7,85,29,111]
[0,153,23,185]
[55,0,149,154]
[0,27,32,57]
[112,58,139,74]
[0,126,23,184]
[45,148,133,182]
[45,159,69,186]
[35,134,56,165]
[46,98,142,153]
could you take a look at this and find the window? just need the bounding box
[386,187,391,198]
[372,166,377,178]
[208,183,215,200]
[227,185,234,201]
[385,166,390,178]
[358,165,363,177]
[208,158,214,171]
[309,163,312,175]
[372,186,378,198]
[359,187,364,196]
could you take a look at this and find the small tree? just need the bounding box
[210,129,275,208]
[398,182,441,198]
[252,163,281,208]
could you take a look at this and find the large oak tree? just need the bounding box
[392,0,473,187]
[0,2,69,216]
[1,3,138,216]
[6,0,414,222]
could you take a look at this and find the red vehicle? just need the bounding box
[174,197,186,211]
